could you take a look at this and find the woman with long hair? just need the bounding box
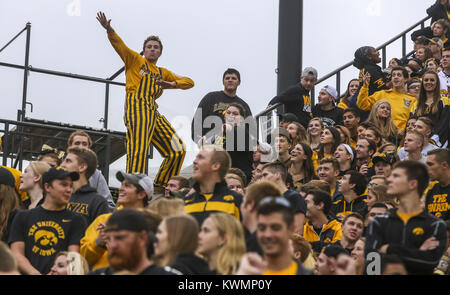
[425,58,440,73]
[412,70,445,130]
[335,125,351,145]
[306,118,324,151]
[288,143,317,189]
[366,100,398,144]
[286,122,308,146]
[416,47,434,64]
[19,161,51,209]
[48,251,89,275]
[333,143,356,176]
[153,215,213,274]
[364,126,385,151]
[0,183,20,243]
[312,126,341,171]
[337,79,359,110]
[197,213,246,275]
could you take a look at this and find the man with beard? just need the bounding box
[89,209,178,275]
[332,213,364,254]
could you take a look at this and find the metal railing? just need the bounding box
[0,22,153,179]
[256,15,432,141]
[310,15,431,101]
[0,118,126,180]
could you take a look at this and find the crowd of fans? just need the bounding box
[0,2,450,276]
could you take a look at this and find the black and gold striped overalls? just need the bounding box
[124,63,186,187]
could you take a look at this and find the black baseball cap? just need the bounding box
[322,245,349,259]
[0,167,15,188]
[279,113,299,123]
[105,208,150,232]
[42,166,79,184]
[372,152,397,166]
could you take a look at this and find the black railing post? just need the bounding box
[21,22,31,122]
[336,71,341,96]
[104,134,111,184]
[382,47,387,69]
[2,123,9,166]
[402,34,406,58]
[104,82,110,129]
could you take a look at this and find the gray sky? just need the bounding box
[0,0,431,186]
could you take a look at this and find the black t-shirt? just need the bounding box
[283,190,307,215]
[89,264,180,275]
[191,91,253,142]
[425,182,450,221]
[244,227,263,256]
[312,105,344,127]
[8,206,87,274]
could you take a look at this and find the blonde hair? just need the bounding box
[55,251,89,275]
[208,213,246,275]
[368,184,389,203]
[29,161,51,188]
[225,173,244,188]
[147,198,185,219]
[155,215,199,267]
[306,117,324,145]
[366,100,398,141]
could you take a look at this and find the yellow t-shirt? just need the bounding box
[263,260,298,275]
[356,85,415,131]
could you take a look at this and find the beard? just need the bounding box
[108,238,142,272]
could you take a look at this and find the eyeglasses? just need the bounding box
[408,85,420,90]
[259,196,291,208]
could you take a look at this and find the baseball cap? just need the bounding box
[372,152,397,166]
[105,208,150,232]
[116,171,154,198]
[322,85,338,100]
[0,167,15,188]
[272,127,292,142]
[301,67,318,80]
[415,35,429,45]
[322,245,349,259]
[42,166,79,185]
[279,113,299,123]
[429,37,444,48]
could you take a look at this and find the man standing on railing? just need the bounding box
[267,67,317,130]
[96,12,194,193]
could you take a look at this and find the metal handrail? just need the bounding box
[310,15,431,100]
[256,15,431,142]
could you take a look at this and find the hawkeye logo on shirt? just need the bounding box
[403,98,412,108]
[27,221,66,257]
[412,227,424,236]
[223,195,234,201]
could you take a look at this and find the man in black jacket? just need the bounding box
[268,67,318,129]
[427,0,449,24]
[365,160,447,275]
[62,147,111,225]
[191,68,252,143]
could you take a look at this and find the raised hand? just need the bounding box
[96,11,112,32]
[362,72,371,87]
